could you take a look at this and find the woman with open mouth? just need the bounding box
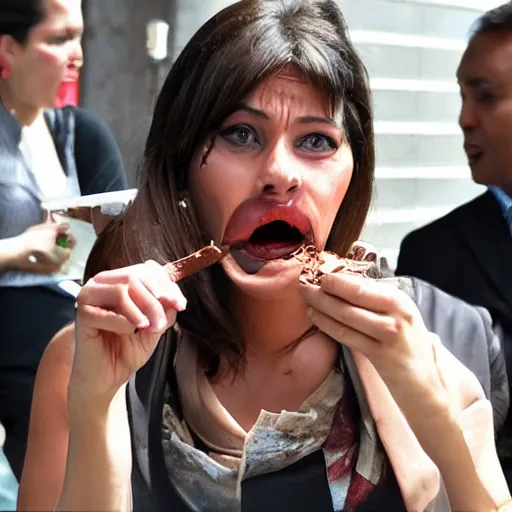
[19,0,512,511]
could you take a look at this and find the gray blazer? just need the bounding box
[410,276,509,431]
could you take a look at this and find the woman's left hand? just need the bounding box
[300,273,448,408]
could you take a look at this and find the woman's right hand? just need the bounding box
[11,222,73,274]
[71,261,187,410]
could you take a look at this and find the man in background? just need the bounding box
[396,2,512,484]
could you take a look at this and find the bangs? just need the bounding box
[188,10,354,143]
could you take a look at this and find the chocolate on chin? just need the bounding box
[289,245,381,285]
[166,243,227,282]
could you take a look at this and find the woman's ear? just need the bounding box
[0,34,21,75]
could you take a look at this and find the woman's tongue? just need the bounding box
[243,223,303,260]
[244,240,302,260]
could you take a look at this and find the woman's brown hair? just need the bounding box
[87,0,375,372]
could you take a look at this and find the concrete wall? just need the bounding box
[81,0,177,183]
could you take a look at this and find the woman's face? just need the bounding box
[2,0,83,108]
[189,70,354,300]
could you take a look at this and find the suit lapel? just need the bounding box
[455,191,512,310]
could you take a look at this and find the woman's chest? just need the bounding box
[210,334,340,431]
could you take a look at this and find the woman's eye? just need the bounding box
[49,32,81,45]
[50,36,71,45]
[297,133,338,153]
[220,125,260,147]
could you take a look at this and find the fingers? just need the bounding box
[78,261,187,335]
[53,246,72,263]
[78,305,179,337]
[140,260,187,311]
[347,241,378,263]
[79,279,159,331]
[308,307,376,356]
[66,234,77,250]
[78,304,140,335]
[301,284,402,342]
[33,247,71,266]
[319,273,416,318]
[28,221,70,233]
[94,262,187,311]
[55,223,71,236]
[27,260,65,274]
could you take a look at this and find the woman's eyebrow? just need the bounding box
[236,104,270,120]
[296,115,338,127]
[235,104,338,127]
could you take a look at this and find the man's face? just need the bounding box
[458,30,512,193]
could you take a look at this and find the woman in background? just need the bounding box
[0,0,127,479]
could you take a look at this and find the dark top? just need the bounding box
[73,107,128,195]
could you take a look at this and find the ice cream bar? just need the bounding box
[166,243,226,282]
[292,245,381,286]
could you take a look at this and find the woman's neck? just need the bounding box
[0,82,43,127]
[212,289,338,427]
[234,290,315,359]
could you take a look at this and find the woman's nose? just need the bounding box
[258,142,302,200]
[69,42,83,68]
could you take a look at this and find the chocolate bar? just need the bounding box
[166,243,226,282]
[291,245,381,286]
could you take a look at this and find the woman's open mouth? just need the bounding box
[240,220,307,260]
[223,199,313,274]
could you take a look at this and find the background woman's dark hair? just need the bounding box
[90,0,375,373]
[0,0,44,43]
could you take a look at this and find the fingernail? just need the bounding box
[177,297,187,312]
[137,317,150,329]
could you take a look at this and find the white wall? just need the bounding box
[340,0,490,267]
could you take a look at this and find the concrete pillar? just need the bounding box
[81,0,176,184]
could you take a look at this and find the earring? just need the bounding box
[178,192,189,210]
[0,65,9,79]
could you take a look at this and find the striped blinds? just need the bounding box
[340,0,500,268]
